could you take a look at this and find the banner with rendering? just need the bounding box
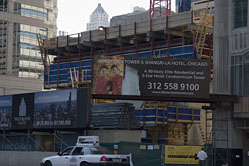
[0,88,90,130]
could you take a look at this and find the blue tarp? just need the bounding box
[45,46,197,86]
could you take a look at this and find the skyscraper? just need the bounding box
[0,0,57,95]
[87,3,109,31]
[214,0,249,165]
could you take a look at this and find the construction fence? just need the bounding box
[0,132,215,166]
[0,132,83,152]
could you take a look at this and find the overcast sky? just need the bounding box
[57,0,176,35]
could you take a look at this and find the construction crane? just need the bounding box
[150,0,171,19]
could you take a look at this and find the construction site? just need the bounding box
[0,0,245,166]
[40,0,215,145]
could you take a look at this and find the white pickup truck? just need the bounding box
[40,144,133,166]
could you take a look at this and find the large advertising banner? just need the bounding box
[0,95,12,130]
[93,56,210,99]
[33,89,77,128]
[165,145,202,164]
[12,93,34,129]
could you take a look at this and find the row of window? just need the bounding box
[14,2,48,21]
[20,8,48,20]
[14,23,47,36]
[11,23,47,78]
[19,54,42,62]
[0,19,8,74]
[18,71,43,78]
[19,66,43,73]
[19,43,39,50]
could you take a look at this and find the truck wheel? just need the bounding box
[80,162,89,166]
[44,161,52,166]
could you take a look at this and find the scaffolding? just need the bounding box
[203,101,232,166]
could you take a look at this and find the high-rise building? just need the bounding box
[0,0,57,95]
[214,0,249,165]
[87,3,109,31]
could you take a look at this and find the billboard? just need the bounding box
[0,95,12,130]
[12,93,34,129]
[33,88,90,129]
[165,145,202,164]
[93,56,210,99]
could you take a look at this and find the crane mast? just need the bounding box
[150,0,171,19]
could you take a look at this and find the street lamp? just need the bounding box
[98,26,107,38]
[98,26,105,31]
[98,26,108,55]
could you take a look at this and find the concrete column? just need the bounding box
[6,1,14,75]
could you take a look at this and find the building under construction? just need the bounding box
[37,0,215,145]
[2,0,244,166]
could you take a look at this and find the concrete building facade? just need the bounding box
[0,0,57,95]
[110,7,148,27]
[214,0,249,165]
[86,3,109,31]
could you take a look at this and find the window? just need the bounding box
[231,52,249,96]
[91,147,111,154]
[0,0,8,12]
[234,0,248,28]
[231,55,242,95]
[244,53,249,96]
[60,147,74,156]
[21,8,48,19]
[20,32,37,38]
[72,147,83,155]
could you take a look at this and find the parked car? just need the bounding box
[40,144,133,166]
